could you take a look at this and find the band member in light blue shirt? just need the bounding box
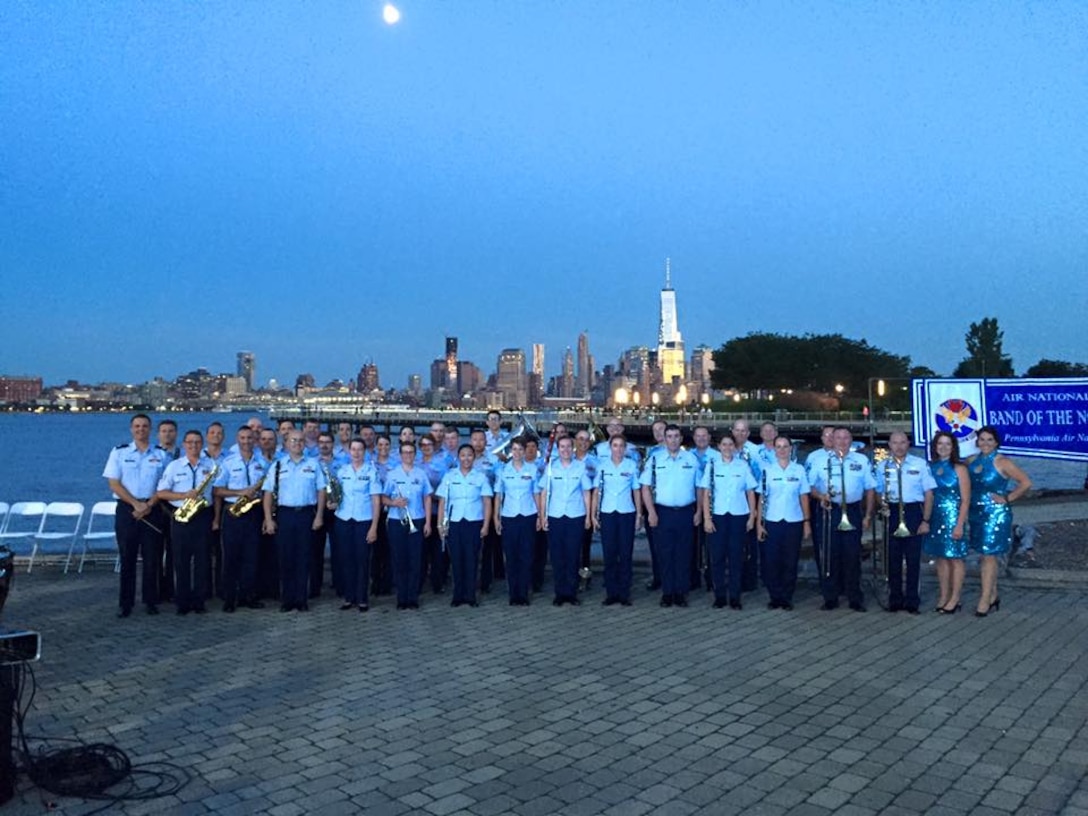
[639,424,701,607]
[592,434,643,606]
[875,432,937,613]
[540,436,593,606]
[494,437,540,606]
[381,442,433,610]
[756,437,811,611]
[700,433,757,609]
[262,430,327,612]
[331,439,381,612]
[809,427,875,611]
[213,426,269,612]
[437,445,493,608]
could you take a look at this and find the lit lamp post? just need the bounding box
[614,387,629,413]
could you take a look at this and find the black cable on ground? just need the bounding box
[11,662,191,813]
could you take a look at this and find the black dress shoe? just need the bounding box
[341,601,355,610]
[821,601,839,611]
[145,605,158,615]
[280,604,292,612]
[223,604,236,613]
[619,599,632,606]
[780,603,793,611]
[396,603,406,610]
[888,602,903,612]
[905,606,920,615]
[675,596,688,607]
[767,600,781,610]
[712,599,727,609]
[467,601,479,608]
[568,597,582,606]
[602,598,618,606]
[176,608,189,616]
[849,602,867,613]
[730,599,743,610]
[660,596,673,608]
[245,599,266,609]
[118,609,132,619]
[298,603,309,611]
[358,604,369,612]
[194,606,207,614]
[552,597,564,607]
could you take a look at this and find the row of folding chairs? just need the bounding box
[0,500,119,574]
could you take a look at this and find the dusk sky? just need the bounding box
[3,1,1086,389]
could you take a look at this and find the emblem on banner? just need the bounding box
[935,398,980,439]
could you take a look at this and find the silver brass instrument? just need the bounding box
[586,418,607,445]
[398,484,418,534]
[323,463,343,508]
[439,496,451,544]
[831,453,856,532]
[174,465,219,522]
[890,459,910,538]
[489,413,540,458]
[758,467,768,542]
[228,471,267,517]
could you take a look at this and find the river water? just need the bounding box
[0,411,1085,511]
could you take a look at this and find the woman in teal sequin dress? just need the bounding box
[924,432,971,614]
[967,426,1032,617]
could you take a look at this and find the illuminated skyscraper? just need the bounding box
[445,336,459,393]
[496,348,527,407]
[576,331,590,397]
[657,258,685,384]
[236,350,256,392]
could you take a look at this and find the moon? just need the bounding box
[382,3,401,24]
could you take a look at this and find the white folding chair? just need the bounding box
[79,501,120,574]
[29,502,85,573]
[0,502,47,559]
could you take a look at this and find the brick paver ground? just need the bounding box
[3,567,1086,815]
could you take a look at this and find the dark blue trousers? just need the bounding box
[388,519,423,606]
[531,529,548,592]
[764,520,803,605]
[448,520,482,605]
[172,509,210,612]
[708,513,747,603]
[116,502,162,611]
[820,502,863,605]
[277,506,314,609]
[600,511,636,602]
[548,515,585,599]
[337,517,372,606]
[221,510,260,606]
[887,502,924,609]
[501,514,535,602]
[654,504,695,599]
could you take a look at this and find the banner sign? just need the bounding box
[913,378,1088,461]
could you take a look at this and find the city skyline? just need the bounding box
[3,3,1086,387]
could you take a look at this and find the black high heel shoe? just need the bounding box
[938,603,962,615]
[991,598,1001,612]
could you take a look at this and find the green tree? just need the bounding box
[1024,359,1088,377]
[952,317,1014,378]
[710,333,910,394]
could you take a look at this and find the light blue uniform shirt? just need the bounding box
[472,452,499,489]
[809,451,876,504]
[485,429,510,451]
[333,463,380,523]
[804,448,833,484]
[576,453,599,483]
[495,461,540,518]
[639,449,700,507]
[436,468,493,522]
[738,441,763,481]
[203,447,228,466]
[700,454,758,516]
[158,455,218,508]
[758,461,811,523]
[103,441,169,500]
[419,455,452,495]
[596,457,640,514]
[383,466,433,521]
[875,454,937,503]
[262,456,328,507]
[540,459,593,518]
[215,453,268,505]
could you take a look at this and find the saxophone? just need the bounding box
[174,465,220,522]
[228,471,268,517]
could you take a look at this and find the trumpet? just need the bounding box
[438,498,451,544]
[174,465,219,523]
[228,471,267,517]
[397,485,417,534]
